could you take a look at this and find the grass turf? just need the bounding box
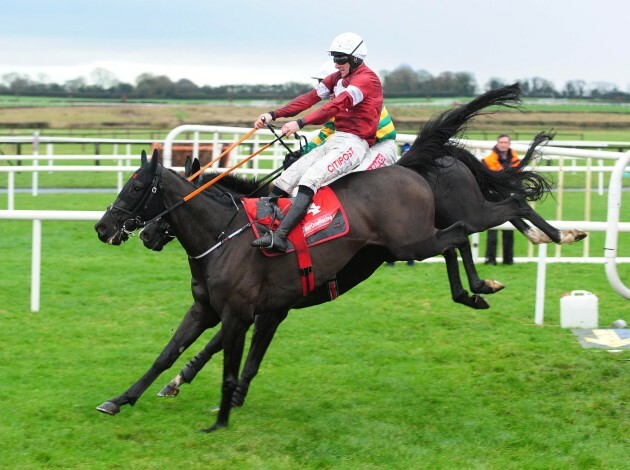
[0,188,628,468]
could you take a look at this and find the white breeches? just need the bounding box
[274,132,369,194]
[354,139,398,171]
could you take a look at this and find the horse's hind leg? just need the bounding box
[443,248,490,310]
[232,310,288,408]
[157,329,223,397]
[494,196,587,245]
[510,218,552,244]
[520,208,587,244]
[96,304,218,416]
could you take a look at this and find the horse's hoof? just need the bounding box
[464,294,490,310]
[199,422,227,433]
[455,292,489,309]
[470,294,490,309]
[230,390,246,408]
[574,230,587,242]
[560,229,588,244]
[157,383,180,397]
[96,401,120,416]
[482,279,505,294]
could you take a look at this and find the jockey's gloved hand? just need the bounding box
[282,149,302,169]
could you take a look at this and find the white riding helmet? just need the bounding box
[311,60,338,80]
[327,32,367,61]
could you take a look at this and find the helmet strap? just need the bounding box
[349,57,363,72]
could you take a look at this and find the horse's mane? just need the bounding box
[200,171,267,196]
[396,84,522,177]
[166,168,269,196]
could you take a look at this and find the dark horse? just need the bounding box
[94,85,584,431]
[141,132,587,404]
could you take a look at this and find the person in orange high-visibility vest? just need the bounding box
[482,134,519,265]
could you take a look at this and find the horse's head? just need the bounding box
[139,218,175,251]
[95,148,165,245]
[137,156,203,251]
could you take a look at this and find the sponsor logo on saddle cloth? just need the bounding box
[241,186,349,256]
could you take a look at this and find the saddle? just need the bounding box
[241,187,349,296]
[241,186,349,256]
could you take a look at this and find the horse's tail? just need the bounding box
[396,83,521,175]
[450,131,555,202]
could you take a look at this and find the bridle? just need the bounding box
[104,168,167,238]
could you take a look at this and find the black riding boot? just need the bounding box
[251,189,313,251]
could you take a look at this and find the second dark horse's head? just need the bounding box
[138,156,202,251]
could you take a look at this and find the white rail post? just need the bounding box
[193,131,200,160]
[8,170,15,210]
[597,159,604,196]
[31,219,41,312]
[555,157,564,258]
[534,243,548,325]
[32,131,39,197]
[47,143,53,172]
[212,132,222,166]
[604,150,630,299]
[583,158,592,257]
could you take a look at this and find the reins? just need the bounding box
[110,124,305,252]
[111,127,294,229]
[186,128,257,182]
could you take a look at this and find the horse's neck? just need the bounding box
[161,170,241,256]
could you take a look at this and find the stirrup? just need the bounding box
[251,231,288,251]
[260,196,279,205]
[251,232,274,249]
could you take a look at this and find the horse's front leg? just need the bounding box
[96,303,218,416]
[201,313,250,432]
[157,329,224,397]
[232,310,288,407]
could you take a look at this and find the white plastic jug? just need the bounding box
[560,290,598,328]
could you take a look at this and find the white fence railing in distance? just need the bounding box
[2,128,629,312]
[0,210,103,312]
[2,211,629,317]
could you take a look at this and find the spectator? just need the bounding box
[482,134,519,265]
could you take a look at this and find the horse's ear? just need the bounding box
[184,156,192,176]
[192,158,201,174]
[141,150,147,166]
[149,148,159,172]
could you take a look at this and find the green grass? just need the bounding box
[0,187,629,468]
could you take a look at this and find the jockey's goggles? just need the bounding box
[332,55,351,65]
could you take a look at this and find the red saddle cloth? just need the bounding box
[241,186,350,295]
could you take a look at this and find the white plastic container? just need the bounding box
[560,290,598,328]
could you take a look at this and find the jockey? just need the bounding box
[300,60,397,173]
[252,32,384,252]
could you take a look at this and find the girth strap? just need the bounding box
[287,228,314,296]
